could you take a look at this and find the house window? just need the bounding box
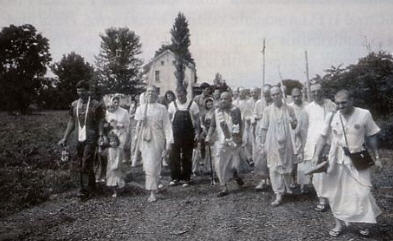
[155,70,160,82]
[161,60,165,66]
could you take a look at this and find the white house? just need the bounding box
[143,49,196,97]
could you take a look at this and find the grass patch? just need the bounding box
[0,111,79,217]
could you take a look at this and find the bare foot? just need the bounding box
[148,192,157,202]
[271,194,282,207]
[255,180,265,190]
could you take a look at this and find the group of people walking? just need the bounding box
[59,79,383,237]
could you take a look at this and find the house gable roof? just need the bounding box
[143,49,195,73]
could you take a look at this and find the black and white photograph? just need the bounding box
[0,0,392,240]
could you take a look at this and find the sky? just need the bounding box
[1,0,393,88]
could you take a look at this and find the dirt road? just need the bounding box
[1,162,392,241]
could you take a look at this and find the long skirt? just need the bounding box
[106,146,125,188]
[140,130,165,191]
[324,164,381,223]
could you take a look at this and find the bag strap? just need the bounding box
[186,99,193,111]
[173,100,178,111]
[338,113,350,148]
[76,96,90,128]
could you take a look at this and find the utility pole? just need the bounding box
[305,50,311,101]
[261,38,266,97]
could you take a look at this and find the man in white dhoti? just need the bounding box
[304,82,336,211]
[254,84,273,190]
[206,92,244,197]
[311,90,382,237]
[234,88,254,166]
[247,88,259,165]
[258,86,297,206]
[105,96,130,197]
[288,88,309,193]
[134,86,173,202]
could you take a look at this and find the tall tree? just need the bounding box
[170,12,194,89]
[51,52,94,108]
[0,24,51,113]
[320,51,393,118]
[95,27,143,94]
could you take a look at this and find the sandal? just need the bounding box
[315,203,327,212]
[217,190,229,197]
[359,228,370,237]
[235,177,244,186]
[328,229,342,237]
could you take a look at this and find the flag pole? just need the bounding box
[305,50,311,102]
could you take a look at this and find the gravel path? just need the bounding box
[1,152,392,241]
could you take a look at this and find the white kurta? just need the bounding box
[260,104,296,194]
[105,107,130,188]
[304,100,336,197]
[289,102,309,185]
[213,107,242,185]
[135,103,173,190]
[235,98,253,160]
[321,107,381,223]
[253,99,270,176]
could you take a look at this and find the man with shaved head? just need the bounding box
[247,87,260,165]
[289,88,309,193]
[257,86,297,206]
[233,87,254,166]
[311,89,382,237]
[253,84,273,189]
[304,81,336,211]
[206,91,244,197]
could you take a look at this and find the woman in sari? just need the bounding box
[105,96,130,197]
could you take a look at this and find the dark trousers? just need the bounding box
[169,141,194,181]
[77,141,96,193]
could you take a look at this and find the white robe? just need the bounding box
[321,108,381,223]
[105,107,130,188]
[135,103,173,190]
[304,100,336,197]
[289,102,309,185]
[260,103,296,194]
[213,107,242,185]
[234,98,253,160]
[253,99,270,176]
